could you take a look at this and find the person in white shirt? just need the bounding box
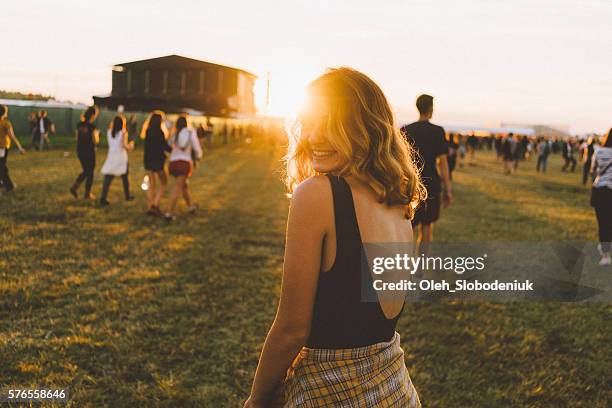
[165,115,203,221]
[590,129,612,266]
[37,110,55,150]
[99,115,135,206]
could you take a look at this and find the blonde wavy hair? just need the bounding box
[285,67,426,218]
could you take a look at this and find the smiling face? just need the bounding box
[301,112,350,174]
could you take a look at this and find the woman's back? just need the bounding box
[306,175,412,349]
[76,121,95,151]
[106,130,125,151]
[144,128,165,152]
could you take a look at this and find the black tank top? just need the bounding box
[306,175,404,349]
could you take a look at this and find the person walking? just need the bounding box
[502,133,516,174]
[99,115,134,206]
[447,133,458,180]
[164,115,203,221]
[245,67,422,408]
[401,94,452,256]
[0,105,26,193]
[536,136,551,173]
[127,114,138,143]
[582,136,596,185]
[590,129,612,266]
[36,110,55,150]
[28,112,38,149]
[141,110,171,216]
[562,138,577,172]
[70,106,100,199]
[466,132,478,165]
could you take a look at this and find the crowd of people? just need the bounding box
[443,130,605,184]
[0,65,611,406]
[67,106,203,221]
[1,104,276,221]
[444,130,611,266]
[1,100,610,262]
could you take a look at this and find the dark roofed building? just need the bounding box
[94,55,256,117]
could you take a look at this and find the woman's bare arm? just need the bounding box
[123,132,134,151]
[246,176,331,406]
[9,124,25,153]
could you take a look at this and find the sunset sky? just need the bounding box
[1,0,610,134]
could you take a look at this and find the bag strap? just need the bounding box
[598,159,612,178]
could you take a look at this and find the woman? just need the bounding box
[99,115,134,206]
[141,110,171,216]
[590,129,612,266]
[245,68,424,407]
[0,105,26,192]
[164,115,202,221]
[70,106,100,199]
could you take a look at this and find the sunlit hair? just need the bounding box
[285,67,426,218]
[140,110,168,140]
[108,114,126,138]
[173,115,188,135]
[81,105,99,123]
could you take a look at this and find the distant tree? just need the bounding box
[0,90,53,101]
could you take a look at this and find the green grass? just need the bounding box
[1,140,610,407]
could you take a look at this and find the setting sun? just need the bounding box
[254,64,323,118]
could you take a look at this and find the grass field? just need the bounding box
[1,136,611,407]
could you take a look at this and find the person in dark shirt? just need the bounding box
[70,106,99,199]
[127,114,138,143]
[400,94,452,255]
[141,110,171,216]
[28,111,38,149]
[562,138,577,172]
[447,132,458,180]
[582,136,596,185]
[466,133,478,165]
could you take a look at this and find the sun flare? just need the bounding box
[254,66,322,118]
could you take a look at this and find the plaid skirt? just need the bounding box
[273,332,421,407]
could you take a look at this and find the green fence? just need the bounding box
[3,102,260,148]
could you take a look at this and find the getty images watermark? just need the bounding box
[360,242,612,302]
[371,253,533,292]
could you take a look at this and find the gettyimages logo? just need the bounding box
[371,253,487,275]
[361,242,611,302]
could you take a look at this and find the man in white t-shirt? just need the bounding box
[37,110,55,150]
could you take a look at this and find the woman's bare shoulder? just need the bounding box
[291,175,333,211]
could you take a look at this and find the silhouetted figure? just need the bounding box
[582,137,596,184]
[562,139,577,172]
[536,137,551,173]
[502,133,517,174]
[127,114,138,143]
[141,110,171,216]
[70,106,100,199]
[401,94,452,256]
[28,112,38,149]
